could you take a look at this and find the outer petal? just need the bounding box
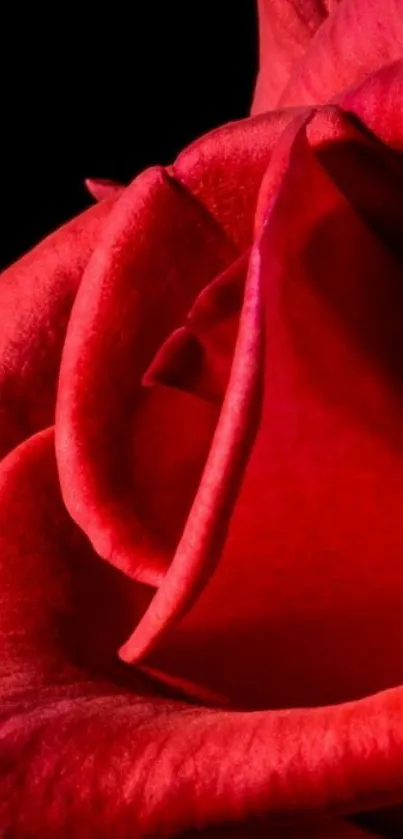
[1,433,401,837]
[338,60,403,150]
[85,177,124,201]
[55,167,236,588]
[278,0,403,108]
[173,108,306,251]
[0,430,154,697]
[251,0,340,114]
[192,823,384,838]
[0,195,118,458]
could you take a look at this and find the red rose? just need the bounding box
[2,2,403,837]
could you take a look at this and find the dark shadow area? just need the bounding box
[0,4,257,270]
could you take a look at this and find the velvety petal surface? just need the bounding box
[173,107,305,250]
[278,0,403,108]
[55,167,236,589]
[252,0,341,113]
[122,98,403,727]
[0,195,118,458]
[338,60,403,150]
[3,45,403,839]
[1,431,400,837]
[144,253,247,404]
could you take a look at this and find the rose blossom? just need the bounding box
[1,1,403,837]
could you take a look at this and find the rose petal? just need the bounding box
[0,428,152,693]
[120,112,310,670]
[85,177,124,201]
[144,254,247,403]
[186,821,385,839]
[0,194,119,458]
[3,434,403,836]
[126,108,403,721]
[119,226,263,663]
[127,384,219,558]
[278,0,403,108]
[251,0,340,114]
[310,110,403,258]
[55,167,236,588]
[173,108,305,251]
[338,60,403,150]
[192,825,385,839]
[255,99,403,247]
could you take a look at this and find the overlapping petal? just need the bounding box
[252,0,403,112]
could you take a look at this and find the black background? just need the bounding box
[1,4,257,271]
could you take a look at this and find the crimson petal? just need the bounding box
[338,60,403,150]
[0,195,118,458]
[173,108,305,251]
[125,106,403,723]
[279,0,403,107]
[55,167,236,588]
[144,253,247,404]
[1,434,402,837]
[251,0,340,114]
[85,177,124,201]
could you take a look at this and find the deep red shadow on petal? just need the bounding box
[120,239,264,663]
[308,107,403,259]
[144,253,247,404]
